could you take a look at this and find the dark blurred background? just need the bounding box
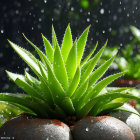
[0,0,140,92]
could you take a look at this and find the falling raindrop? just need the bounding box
[102,30,105,34]
[1,29,4,34]
[100,9,104,14]
[44,0,47,3]
[88,12,90,15]
[41,9,45,13]
[87,18,90,22]
[25,67,29,72]
[71,7,74,11]
[85,128,89,131]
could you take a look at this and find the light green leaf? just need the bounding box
[114,103,140,117]
[52,25,58,49]
[71,79,89,105]
[77,26,90,65]
[42,34,54,63]
[88,53,117,87]
[23,34,52,68]
[8,40,41,75]
[66,40,77,83]
[61,24,73,62]
[46,60,65,103]
[67,67,80,97]
[78,72,126,110]
[80,41,98,66]
[25,70,41,91]
[0,93,53,117]
[77,92,140,119]
[99,102,124,115]
[76,98,98,119]
[80,41,108,84]
[6,71,44,100]
[53,42,68,90]
[130,26,140,42]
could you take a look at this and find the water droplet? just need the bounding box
[87,18,90,22]
[102,30,105,34]
[39,18,42,22]
[41,9,45,13]
[127,13,130,17]
[100,9,104,14]
[25,67,29,72]
[71,7,74,11]
[0,53,3,58]
[44,0,47,3]
[88,12,90,15]
[91,119,94,123]
[1,29,4,34]
[85,128,89,131]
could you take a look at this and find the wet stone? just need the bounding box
[0,114,73,140]
[71,116,135,140]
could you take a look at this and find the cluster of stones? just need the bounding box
[0,104,140,140]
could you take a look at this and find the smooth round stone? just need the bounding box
[71,116,134,140]
[110,103,140,140]
[0,114,73,140]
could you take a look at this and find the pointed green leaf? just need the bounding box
[77,26,90,65]
[52,25,58,49]
[80,41,98,66]
[78,72,126,110]
[80,41,108,84]
[37,61,48,80]
[89,72,126,98]
[23,34,52,68]
[8,41,41,75]
[77,92,140,118]
[25,71,41,92]
[0,93,53,117]
[61,24,73,62]
[46,60,65,101]
[76,98,98,119]
[42,34,54,63]
[99,102,124,115]
[53,42,68,90]
[71,79,89,105]
[66,40,77,83]
[67,67,80,97]
[6,71,44,100]
[114,103,140,117]
[61,97,75,115]
[88,53,117,87]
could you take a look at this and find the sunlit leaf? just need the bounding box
[61,24,73,62]
[66,40,77,83]
[77,26,90,65]
[53,42,68,90]
[42,34,54,63]
[67,67,80,97]
[80,41,98,66]
[80,41,108,84]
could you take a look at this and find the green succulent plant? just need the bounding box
[1,25,140,123]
